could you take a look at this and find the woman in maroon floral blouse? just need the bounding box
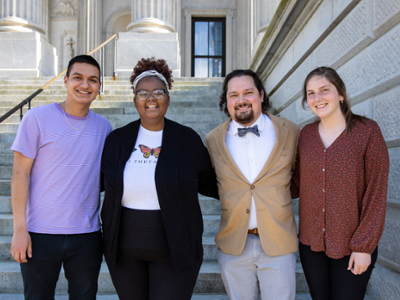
[291,67,389,300]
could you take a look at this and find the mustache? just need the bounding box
[235,103,251,110]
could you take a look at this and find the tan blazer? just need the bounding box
[205,112,300,256]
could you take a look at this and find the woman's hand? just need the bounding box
[347,252,371,275]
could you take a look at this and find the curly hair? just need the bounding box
[130,57,174,91]
[219,69,270,117]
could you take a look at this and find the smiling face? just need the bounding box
[64,62,100,108]
[134,76,170,131]
[226,75,264,126]
[306,75,344,121]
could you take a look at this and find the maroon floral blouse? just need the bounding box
[291,119,389,259]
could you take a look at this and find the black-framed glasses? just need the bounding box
[134,89,167,101]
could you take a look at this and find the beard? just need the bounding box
[233,104,255,125]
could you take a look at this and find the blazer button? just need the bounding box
[246,209,250,214]
[250,185,255,189]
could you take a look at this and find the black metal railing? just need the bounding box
[0,34,118,123]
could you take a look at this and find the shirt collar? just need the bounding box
[230,113,267,136]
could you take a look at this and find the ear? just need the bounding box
[64,75,68,87]
[339,94,344,102]
[260,90,264,102]
[167,94,170,107]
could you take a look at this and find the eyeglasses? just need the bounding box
[134,89,167,101]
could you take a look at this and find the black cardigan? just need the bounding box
[101,118,219,271]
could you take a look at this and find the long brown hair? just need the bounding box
[302,67,365,134]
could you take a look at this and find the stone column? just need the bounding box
[77,0,102,61]
[117,0,181,77]
[235,0,252,69]
[0,0,48,36]
[0,0,57,76]
[253,0,280,56]
[127,0,175,33]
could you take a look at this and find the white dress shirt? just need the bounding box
[225,113,276,229]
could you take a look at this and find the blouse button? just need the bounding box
[246,209,250,214]
[324,149,326,152]
[323,228,326,232]
[250,185,255,189]
[322,209,325,212]
[322,168,325,172]
[322,189,325,192]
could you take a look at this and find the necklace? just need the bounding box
[62,101,89,130]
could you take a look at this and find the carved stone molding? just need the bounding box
[52,0,78,17]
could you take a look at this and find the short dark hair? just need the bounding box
[302,66,365,134]
[66,55,101,78]
[219,69,270,116]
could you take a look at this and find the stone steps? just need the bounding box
[0,76,378,300]
[0,95,220,103]
[0,115,226,134]
[0,214,225,237]
[0,235,222,262]
[0,196,11,213]
[0,295,230,300]
[0,260,311,295]
[16,293,383,300]
[0,107,224,118]
[0,86,221,94]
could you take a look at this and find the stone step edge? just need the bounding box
[0,235,218,244]
[0,293,378,300]
[0,260,305,276]
[0,294,231,300]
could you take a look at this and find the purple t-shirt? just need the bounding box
[11,103,112,234]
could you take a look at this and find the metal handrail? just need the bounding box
[0,34,118,123]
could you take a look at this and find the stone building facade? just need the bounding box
[0,0,399,299]
[251,1,400,299]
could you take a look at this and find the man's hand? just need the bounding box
[11,229,32,263]
[347,252,371,275]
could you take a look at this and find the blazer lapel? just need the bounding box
[214,119,250,184]
[254,112,288,183]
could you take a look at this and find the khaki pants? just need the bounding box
[218,233,296,300]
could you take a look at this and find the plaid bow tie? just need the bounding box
[238,125,260,137]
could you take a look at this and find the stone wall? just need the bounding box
[251,0,400,298]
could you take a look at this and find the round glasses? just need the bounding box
[134,89,167,101]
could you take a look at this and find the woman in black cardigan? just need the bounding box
[101,57,219,300]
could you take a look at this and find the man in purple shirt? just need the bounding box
[10,55,112,299]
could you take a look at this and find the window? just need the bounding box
[192,18,225,77]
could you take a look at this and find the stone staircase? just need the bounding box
[0,76,376,299]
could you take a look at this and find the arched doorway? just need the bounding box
[105,9,131,76]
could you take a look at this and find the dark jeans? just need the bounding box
[20,231,102,300]
[299,242,377,300]
[108,207,202,300]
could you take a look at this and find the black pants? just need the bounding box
[108,207,202,300]
[21,231,102,300]
[299,242,377,300]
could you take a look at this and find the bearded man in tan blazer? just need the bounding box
[205,69,300,300]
